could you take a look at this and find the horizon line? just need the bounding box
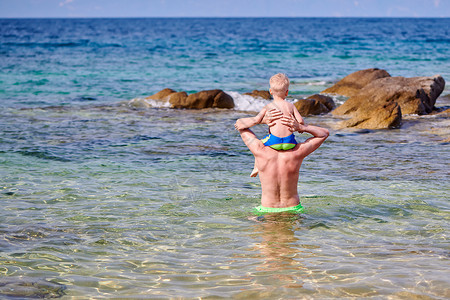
[1,16,449,19]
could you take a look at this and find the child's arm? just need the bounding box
[291,103,305,125]
[234,108,267,130]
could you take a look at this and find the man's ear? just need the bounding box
[285,89,289,97]
[269,88,273,95]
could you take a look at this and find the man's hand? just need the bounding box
[281,114,305,133]
[265,108,283,126]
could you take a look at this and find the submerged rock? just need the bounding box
[128,98,151,108]
[0,277,66,298]
[322,68,391,97]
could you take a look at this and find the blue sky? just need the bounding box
[0,0,449,18]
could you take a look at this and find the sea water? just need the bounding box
[0,18,449,298]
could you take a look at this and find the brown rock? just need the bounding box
[322,68,391,97]
[145,88,177,101]
[405,75,445,114]
[340,101,402,129]
[213,90,235,108]
[168,92,188,107]
[307,94,336,111]
[334,75,446,117]
[179,89,234,109]
[294,99,330,116]
[244,90,271,100]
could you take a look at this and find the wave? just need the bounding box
[226,91,269,112]
[127,91,346,112]
[128,97,171,109]
[128,92,270,112]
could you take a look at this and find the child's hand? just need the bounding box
[266,108,283,126]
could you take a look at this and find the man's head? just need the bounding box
[269,73,289,98]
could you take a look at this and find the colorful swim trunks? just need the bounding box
[253,203,304,215]
[261,133,297,150]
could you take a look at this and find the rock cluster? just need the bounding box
[144,88,234,109]
[322,68,391,97]
[130,68,446,130]
[325,69,445,129]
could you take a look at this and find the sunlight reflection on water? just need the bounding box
[0,104,449,298]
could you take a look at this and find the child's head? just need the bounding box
[269,73,289,98]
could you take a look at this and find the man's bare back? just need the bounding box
[255,143,304,207]
[237,115,329,209]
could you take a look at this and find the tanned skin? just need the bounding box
[237,114,329,208]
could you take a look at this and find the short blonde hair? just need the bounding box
[269,73,290,97]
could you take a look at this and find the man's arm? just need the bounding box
[238,128,265,155]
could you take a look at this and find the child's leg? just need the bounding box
[250,159,259,177]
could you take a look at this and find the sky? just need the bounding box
[0,0,449,18]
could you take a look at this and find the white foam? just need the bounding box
[320,93,349,106]
[128,97,171,108]
[307,81,327,86]
[226,91,269,112]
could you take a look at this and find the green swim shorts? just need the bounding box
[253,203,304,215]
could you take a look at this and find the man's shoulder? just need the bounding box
[290,142,309,158]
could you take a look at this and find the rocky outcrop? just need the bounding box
[293,94,335,116]
[294,99,329,116]
[307,94,336,111]
[167,92,188,107]
[145,88,177,100]
[339,101,402,129]
[322,68,391,97]
[142,88,234,109]
[333,75,446,117]
[392,75,444,114]
[182,90,234,109]
[324,68,446,129]
[244,90,271,100]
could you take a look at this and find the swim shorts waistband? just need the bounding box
[254,203,304,214]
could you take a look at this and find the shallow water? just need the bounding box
[1,104,449,298]
[0,18,449,298]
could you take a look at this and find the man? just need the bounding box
[236,113,329,214]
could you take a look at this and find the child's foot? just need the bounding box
[250,168,259,177]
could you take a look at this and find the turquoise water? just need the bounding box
[0,18,449,298]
